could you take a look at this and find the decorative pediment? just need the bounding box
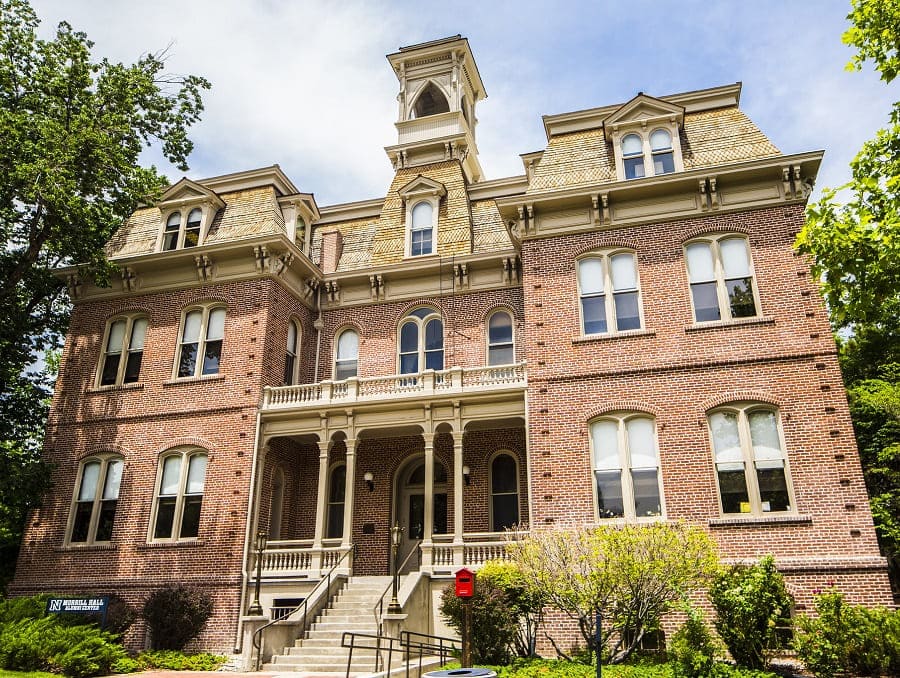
[603,93,685,132]
[397,175,447,202]
[157,178,226,211]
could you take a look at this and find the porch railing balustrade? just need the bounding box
[261,362,527,410]
[255,539,347,579]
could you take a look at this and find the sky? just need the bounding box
[30,0,897,207]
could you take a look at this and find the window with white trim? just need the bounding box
[487,311,514,365]
[162,208,203,251]
[617,127,680,181]
[326,463,345,539]
[176,306,225,378]
[69,456,123,544]
[685,235,758,323]
[399,308,443,375]
[650,129,675,175]
[622,134,645,179]
[590,414,663,520]
[284,319,301,385]
[708,404,793,516]
[490,453,519,531]
[410,201,434,256]
[98,315,148,387]
[577,251,642,335]
[152,450,207,541]
[334,329,359,380]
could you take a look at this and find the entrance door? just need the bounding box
[396,459,448,572]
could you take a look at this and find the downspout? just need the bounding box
[313,284,323,380]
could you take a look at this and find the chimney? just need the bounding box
[319,229,343,274]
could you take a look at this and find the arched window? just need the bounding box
[163,212,181,250]
[334,329,359,380]
[685,235,758,323]
[269,467,284,540]
[398,308,443,375]
[69,455,123,544]
[410,201,434,256]
[490,453,519,531]
[326,463,346,539]
[708,404,793,516]
[622,134,645,179]
[412,82,450,118]
[577,251,641,335]
[650,129,674,175]
[284,319,301,385]
[153,449,207,541]
[487,311,514,365]
[98,315,148,387]
[176,305,225,378]
[184,208,202,247]
[591,414,663,520]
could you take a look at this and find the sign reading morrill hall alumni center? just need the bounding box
[46,596,109,614]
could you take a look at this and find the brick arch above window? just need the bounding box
[101,305,153,322]
[586,401,660,420]
[680,225,752,244]
[480,303,517,324]
[395,301,442,324]
[701,391,781,412]
[152,437,218,457]
[573,238,641,258]
[77,444,133,461]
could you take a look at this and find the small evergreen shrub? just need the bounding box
[439,580,517,665]
[0,594,53,623]
[793,588,900,677]
[668,608,720,677]
[709,556,792,670]
[141,586,213,650]
[111,650,227,673]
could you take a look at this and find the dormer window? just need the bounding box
[650,129,675,175]
[163,213,181,250]
[398,175,446,259]
[605,93,685,182]
[412,82,450,118]
[155,178,225,252]
[622,134,645,179]
[185,208,202,247]
[162,208,205,250]
[410,202,434,256]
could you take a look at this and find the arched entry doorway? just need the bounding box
[395,456,448,572]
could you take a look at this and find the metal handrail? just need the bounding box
[252,543,355,670]
[373,541,421,631]
[342,629,458,678]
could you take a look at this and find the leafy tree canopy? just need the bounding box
[0,0,209,586]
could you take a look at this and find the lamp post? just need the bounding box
[247,530,268,616]
[387,522,404,614]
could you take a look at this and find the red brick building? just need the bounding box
[10,36,892,667]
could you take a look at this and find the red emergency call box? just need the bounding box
[455,567,475,598]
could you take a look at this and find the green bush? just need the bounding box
[478,560,546,657]
[111,650,227,673]
[668,608,720,677]
[141,586,213,650]
[793,588,900,677]
[439,581,517,665]
[0,595,53,623]
[441,656,779,677]
[708,556,791,670]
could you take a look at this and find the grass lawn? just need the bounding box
[0,671,60,678]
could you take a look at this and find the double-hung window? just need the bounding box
[708,405,793,516]
[98,316,148,386]
[176,306,225,378]
[69,456,123,544]
[490,453,520,531]
[591,415,663,520]
[284,320,301,385]
[399,308,443,376]
[334,329,359,380]
[162,208,203,251]
[410,202,434,256]
[685,236,758,322]
[577,252,641,335]
[153,450,207,541]
[487,311,514,365]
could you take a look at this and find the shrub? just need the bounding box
[709,556,791,670]
[793,588,900,677]
[440,580,517,664]
[477,560,546,657]
[668,607,720,677]
[141,586,213,650]
[104,594,136,636]
[0,594,54,623]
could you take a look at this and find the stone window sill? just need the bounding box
[87,382,144,394]
[56,543,118,552]
[685,316,775,333]
[137,540,204,549]
[708,514,812,527]
[573,329,656,344]
[163,374,225,386]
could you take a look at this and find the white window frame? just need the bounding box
[159,204,212,251]
[397,307,444,375]
[576,250,643,336]
[284,318,301,385]
[684,234,761,323]
[611,121,684,181]
[486,309,515,366]
[707,404,795,517]
[489,450,520,532]
[589,413,665,522]
[150,449,208,543]
[66,455,124,546]
[334,327,359,381]
[96,314,149,388]
[173,304,226,379]
[407,199,437,257]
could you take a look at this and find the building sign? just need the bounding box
[46,597,109,615]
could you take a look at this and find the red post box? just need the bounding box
[455,567,475,598]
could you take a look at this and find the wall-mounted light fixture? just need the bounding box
[364,471,374,492]
[462,465,471,486]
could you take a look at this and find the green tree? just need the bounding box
[506,523,719,665]
[0,0,209,586]
[795,0,900,596]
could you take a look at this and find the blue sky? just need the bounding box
[32,0,896,206]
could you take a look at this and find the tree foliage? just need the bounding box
[0,0,208,584]
[506,523,719,665]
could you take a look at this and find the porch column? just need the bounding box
[423,432,435,544]
[453,433,464,566]
[312,440,330,548]
[341,438,357,549]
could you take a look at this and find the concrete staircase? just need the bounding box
[264,575,394,675]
